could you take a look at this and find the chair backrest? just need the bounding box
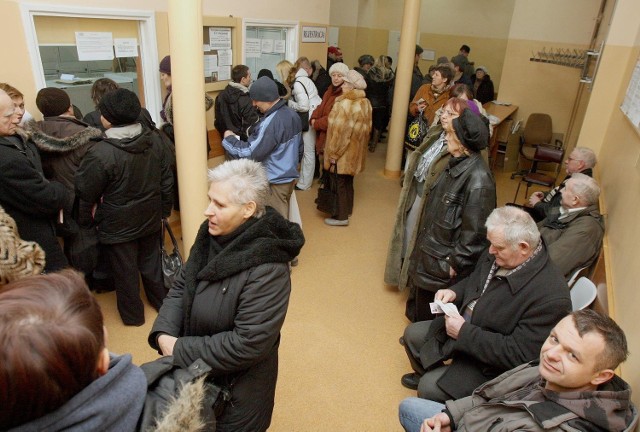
[523,113,552,146]
[570,277,598,311]
[533,145,564,164]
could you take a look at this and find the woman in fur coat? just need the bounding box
[322,70,372,226]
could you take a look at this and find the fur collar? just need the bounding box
[23,119,102,153]
[229,81,249,93]
[336,88,366,103]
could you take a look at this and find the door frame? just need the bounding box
[19,3,162,123]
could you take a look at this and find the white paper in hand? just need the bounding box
[435,300,460,318]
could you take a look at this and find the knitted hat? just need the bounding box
[98,88,141,126]
[36,88,71,117]
[159,55,171,75]
[358,54,374,66]
[249,76,279,102]
[452,108,489,153]
[328,46,342,56]
[328,62,349,77]
[475,66,489,74]
[343,70,367,90]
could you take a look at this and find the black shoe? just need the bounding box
[401,372,420,390]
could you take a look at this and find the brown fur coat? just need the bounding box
[323,89,372,175]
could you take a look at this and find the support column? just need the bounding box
[168,0,209,258]
[384,0,421,178]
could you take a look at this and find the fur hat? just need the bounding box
[36,88,71,117]
[343,70,367,90]
[452,108,489,153]
[159,55,171,75]
[328,62,349,77]
[328,46,342,56]
[249,76,279,102]
[98,88,141,126]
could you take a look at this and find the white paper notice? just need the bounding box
[75,32,114,61]
[245,38,261,58]
[218,49,232,66]
[114,38,138,58]
[261,39,274,53]
[218,66,231,81]
[274,40,286,54]
[203,44,211,52]
[209,27,231,50]
[204,55,218,78]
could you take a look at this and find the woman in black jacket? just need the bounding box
[470,66,495,105]
[406,108,496,322]
[149,159,304,432]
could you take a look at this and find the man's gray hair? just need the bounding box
[486,206,540,250]
[573,147,597,169]
[207,159,270,218]
[568,173,600,206]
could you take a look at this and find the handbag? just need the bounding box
[293,79,310,132]
[405,108,429,151]
[161,218,183,290]
[138,356,231,431]
[315,163,339,215]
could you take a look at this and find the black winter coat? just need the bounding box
[471,74,495,105]
[409,153,496,292]
[419,245,571,400]
[75,126,173,244]
[0,133,74,271]
[149,209,304,432]
[214,83,259,141]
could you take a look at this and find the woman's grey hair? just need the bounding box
[485,206,540,250]
[572,147,597,169]
[568,173,600,206]
[207,159,270,218]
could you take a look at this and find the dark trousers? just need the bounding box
[104,230,166,325]
[336,174,354,221]
[405,282,437,323]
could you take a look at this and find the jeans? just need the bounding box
[399,397,445,432]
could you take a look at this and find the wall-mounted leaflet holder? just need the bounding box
[580,41,605,91]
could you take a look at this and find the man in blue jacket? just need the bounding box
[222,76,302,218]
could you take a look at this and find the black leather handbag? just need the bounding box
[161,218,183,290]
[315,164,339,215]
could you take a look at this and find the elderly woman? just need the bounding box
[405,108,496,322]
[409,64,454,131]
[286,57,322,191]
[149,159,304,432]
[0,270,146,431]
[471,66,495,105]
[322,70,372,226]
[385,97,470,291]
[310,62,349,160]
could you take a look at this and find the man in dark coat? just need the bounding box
[0,90,74,272]
[401,206,571,402]
[75,88,173,326]
[214,64,259,141]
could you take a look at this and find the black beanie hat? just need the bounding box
[36,88,71,117]
[452,108,490,153]
[249,76,279,102]
[159,55,171,75]
[98,88,141,126]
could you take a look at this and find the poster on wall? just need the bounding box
[209,27,232,50]
[75,32,114,61]
[246,38,261,58]
[218,49,233,66]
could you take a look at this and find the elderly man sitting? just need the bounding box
[527,146,596,221]
[399,309,637,432]
[400,206,571,402]
[538,173,604,280]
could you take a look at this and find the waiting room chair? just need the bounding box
[570,277,598,311]
[512,144,565,202]
[511,113,555,179]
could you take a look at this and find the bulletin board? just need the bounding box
[620,54,640,136]
[203,16,241,92]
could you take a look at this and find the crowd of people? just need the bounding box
[0,41,637,432]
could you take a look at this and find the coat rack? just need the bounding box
[529,47,587,69]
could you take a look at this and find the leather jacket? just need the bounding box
[409,152,496,292]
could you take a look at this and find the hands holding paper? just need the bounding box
[433,289,464,340]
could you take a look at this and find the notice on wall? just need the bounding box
[114,38,138,58]
[218,66,231,81]
[204,55,218,78]
[245,38,261,58]
[209,27,232,50]
[261,39,274,53]
[274,40,286,54]
[218,49,232,66]
[75,32,114,61]
[621,55,640,129]
[302,26,326,43]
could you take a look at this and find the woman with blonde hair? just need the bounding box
[286,57,322,191]
[275,60,294,100]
